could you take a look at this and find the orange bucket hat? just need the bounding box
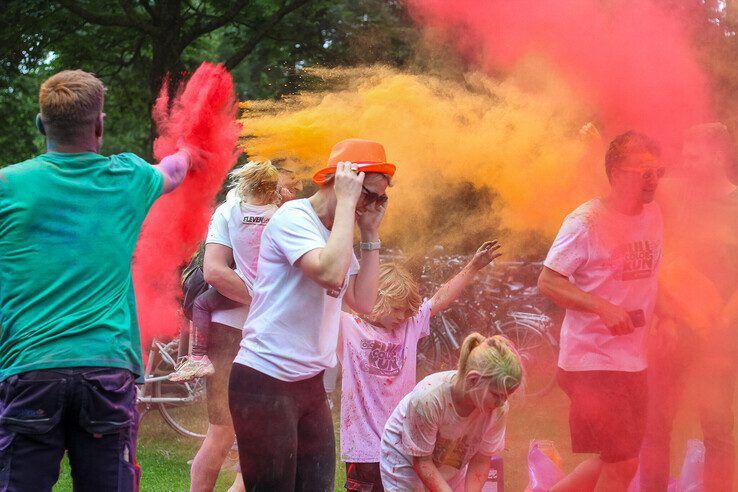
[312,138,396,185]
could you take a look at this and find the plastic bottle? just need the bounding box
[482,456,504,492]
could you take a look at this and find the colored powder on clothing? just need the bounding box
[133,62,242,347]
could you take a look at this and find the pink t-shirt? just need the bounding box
[544,198,663,372]
[339,299,432,462]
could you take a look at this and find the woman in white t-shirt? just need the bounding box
[173,161,280,382]
[229,139,395,491]
[186,161,281,492]
[380,333,523,492]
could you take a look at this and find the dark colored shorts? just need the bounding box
[557,368,648,462]
[0,367,139,491]
[345,462,384,492]
[205,322,242,426]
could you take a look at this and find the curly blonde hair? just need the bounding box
[230,160,280,202]
[458,333,524,396]
[368,262,422,323]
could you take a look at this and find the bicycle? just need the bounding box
[418,255,561,397]
[136,328,209,440]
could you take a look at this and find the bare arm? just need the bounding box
[202,243,251,305]
[154,150,190,194]
[430,241,501,317]
[465,453,492,492]
[296,163,364,290]
[412,456,453,492]
[538,266,634,335]
[344,201,386,314]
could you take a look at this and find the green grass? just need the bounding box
[51,381,736,491]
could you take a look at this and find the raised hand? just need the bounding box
[469,240,502,270]
[176,138,212,170]
[333,161,365,209]
[357,200,387,239]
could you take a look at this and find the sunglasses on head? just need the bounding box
[361,185,388,206]
[618,166,666,180]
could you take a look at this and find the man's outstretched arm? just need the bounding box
[155,149,191,194]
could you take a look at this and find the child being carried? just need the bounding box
[171,161,280,381]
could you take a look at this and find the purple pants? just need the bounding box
[640,323,736,492]
[0,367,140,491]
[191,287,241,356]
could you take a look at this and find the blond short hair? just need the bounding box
[230,160,280,202]
[458,333,523,396]
[39,70,105,126]
[369,262,422,322]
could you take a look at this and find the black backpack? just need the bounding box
[181,262,208,321]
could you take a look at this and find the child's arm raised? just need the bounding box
[412,456,453,492]
[429,241,501,317]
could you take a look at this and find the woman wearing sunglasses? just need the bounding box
[228,138,394,491]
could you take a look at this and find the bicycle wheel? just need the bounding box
[153,342,209,440]
[497,321,557,398]
[417,330,456,379]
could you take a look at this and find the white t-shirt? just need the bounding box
[544,198,663,372]
[235,199,360,381]
[206,198,277,329]
[380,371,508,492]
[339,300,432,463]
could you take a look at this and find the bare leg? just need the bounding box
[594,458,638,492]
[227,473,245,492]
[190,423,235,492]
[550,457,603,492]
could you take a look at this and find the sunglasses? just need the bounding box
[361,185,388,206]
[618,166,666,180]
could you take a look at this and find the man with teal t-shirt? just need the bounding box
[0,70,191,491]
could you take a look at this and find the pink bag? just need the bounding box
[527,441,565,492]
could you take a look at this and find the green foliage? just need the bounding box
[0,0,416,165]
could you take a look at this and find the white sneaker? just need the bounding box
[169,355,215,382]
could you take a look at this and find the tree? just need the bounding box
[0,0,415,163]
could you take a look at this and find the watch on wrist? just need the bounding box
[359,240,381,251]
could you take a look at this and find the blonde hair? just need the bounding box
[369,262,422,322]
[230,160,279,202]
[39,70,105,126]
[458,333,524,396]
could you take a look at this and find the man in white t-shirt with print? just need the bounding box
[538,131,664,491]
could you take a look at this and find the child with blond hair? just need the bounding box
[171,160,280,381]
[339,241,501,491]
[380,333,523,491]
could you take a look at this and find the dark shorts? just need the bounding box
[205,322,242,426]
[345,462,384,492]
[557,368,647,463]
[0,367,139,491]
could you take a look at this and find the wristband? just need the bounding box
[359,240,381,251]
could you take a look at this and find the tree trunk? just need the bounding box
[146,0,185,157]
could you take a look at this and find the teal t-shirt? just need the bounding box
[0,152,163,381]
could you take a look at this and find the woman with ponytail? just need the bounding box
[380,333,523,491]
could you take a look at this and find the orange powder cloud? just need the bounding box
[240,64,604,256]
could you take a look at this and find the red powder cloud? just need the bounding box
[133,62,242,349]
[408,0,712,150]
